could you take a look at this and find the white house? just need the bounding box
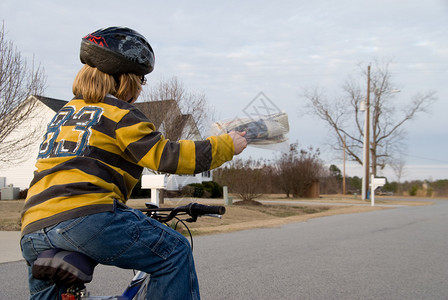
[0,96,212,192]
[135,100,212,191]
[0,95,67,190]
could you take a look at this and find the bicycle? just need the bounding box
[31,202,226,300]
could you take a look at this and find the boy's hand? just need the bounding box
[228,131,247,155]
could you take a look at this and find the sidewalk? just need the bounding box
[0,231,23,263]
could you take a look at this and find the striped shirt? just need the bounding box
[21,96,234,236]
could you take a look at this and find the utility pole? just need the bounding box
[343,135,346,195]
[361,65,371,200]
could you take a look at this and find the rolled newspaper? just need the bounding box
[211,112,289,145]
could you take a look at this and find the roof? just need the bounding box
[135,100,180,128]
[135,100,201,140]
[34,95,68,112]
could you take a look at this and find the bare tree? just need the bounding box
[390,154,407,195]
[139,76,214,140]
[303,59,436,176]
[319,164,343,195]
[273,143,324,198]
[0,23,46,167]
[214,157,267,202]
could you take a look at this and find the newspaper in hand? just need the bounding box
[211,112,289,149]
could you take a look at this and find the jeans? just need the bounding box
[20,204,200,300]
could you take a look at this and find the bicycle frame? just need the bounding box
[120,271,150,300]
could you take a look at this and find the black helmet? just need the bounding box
[80,26,155,76]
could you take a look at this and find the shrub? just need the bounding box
[130,177,151,199]
[202,181,223,198]
[186,183,204,198]
[409,185,418,196]
[214,158,266,201]
[182,181,223,198]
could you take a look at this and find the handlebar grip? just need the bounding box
[190,203,226,215]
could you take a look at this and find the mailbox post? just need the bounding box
[370,175,386,206]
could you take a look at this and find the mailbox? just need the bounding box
[141,175,166,189]
[372,177,386,187]
[370,175,387,207]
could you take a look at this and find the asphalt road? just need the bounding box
[2,199,447,299]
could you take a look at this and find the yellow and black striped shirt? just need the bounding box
[21,96,234,235]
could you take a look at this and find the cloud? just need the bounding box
[1,0,447,180]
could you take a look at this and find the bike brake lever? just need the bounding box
[203,214,223,219]
[186,214,222,223]
[185,214,198,222]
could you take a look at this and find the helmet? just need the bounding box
[80,26,155,76]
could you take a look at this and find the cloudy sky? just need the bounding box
[1,0,447,181]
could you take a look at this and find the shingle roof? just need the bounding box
[135,100,180,128]
[34,95,68,112]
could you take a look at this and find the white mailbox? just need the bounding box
[141,175,166,189]
[141,175,166,206]
[370,175,386,207]
[372,177,386,186]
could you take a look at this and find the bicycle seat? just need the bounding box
[32,248,98,286]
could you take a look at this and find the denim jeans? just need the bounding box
[20,204,200,300]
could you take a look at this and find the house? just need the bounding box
[134,100,212,191]
[135,100,202,141]
[0,95,211,192]
[0,95,67,190]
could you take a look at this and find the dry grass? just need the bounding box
[1,195,433,233]
[126,197,388,235]
[0,200,23,231]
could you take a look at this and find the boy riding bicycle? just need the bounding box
[20,26,247,300]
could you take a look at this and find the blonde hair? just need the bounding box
[72,65,142,103]
[115,73,141,101]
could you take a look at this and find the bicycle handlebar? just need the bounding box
[189,203,226,215]
[140,202,226,223]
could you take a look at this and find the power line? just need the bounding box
[407,154,448,164]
